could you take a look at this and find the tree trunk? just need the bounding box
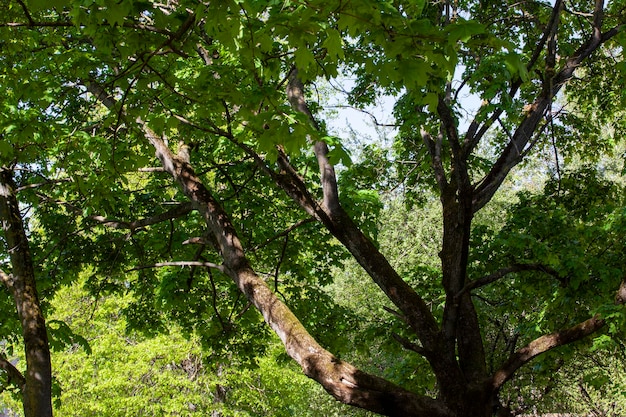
[0,168,53,417]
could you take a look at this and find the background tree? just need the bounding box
[0,169,52,417]
[0,0,625,416]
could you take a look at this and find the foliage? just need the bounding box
[1,278,372,416]
[475,167,626,333]
[472,165,626,410]
[0,0,625,416]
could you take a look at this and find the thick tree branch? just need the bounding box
[545,0,563,73]
[470,4,626,213]
[437,96,473,294]
[87,83,453,416]
[0,355,26,391]
[592,0,604,34]
[462,0,564,155]
[0,168,52,417]
[270,147,443,353]
[491,315,605,390]
[472,22,619,212]
[439,202,485,384]
[530,0,565,73]
[286,68,341,213]
[435,96,482,382]
[472,95,549,212]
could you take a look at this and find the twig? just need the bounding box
[273,235,289,302]
[207,269,227,330]
[15,178,71,192]
[252,218,315,251]
[325,105,398,127]
[15,0,35,26]
[457,263,569,299]
[392,333,427,356]
[87,202,195,231]
[127,261,225,273]
[383,306,408,324]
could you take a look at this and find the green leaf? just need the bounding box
[47,319,92,354]
[294,47,316,73]
[0,139,14,162]
[327,144,352,167]
[28,0,69,12]
[398,59,430,89]
[423,92,439,112]
[322,29,344,59]
[446,20,485,43]
[504,52,529,82]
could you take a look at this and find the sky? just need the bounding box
[324,67,482,147]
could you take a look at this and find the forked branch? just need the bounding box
[462,0,563,156]
[89,82,454,417]
[286,68,340,213]
[127,261,225,273]
[472,4,623,212]
[281,69,446,357]
[87,202,195,232]
[491,315,605,390]
[458,263,569,298]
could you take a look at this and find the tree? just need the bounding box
[0,169,53,417]
[0,0,625,416]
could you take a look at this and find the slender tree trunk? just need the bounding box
[0,168,53,417]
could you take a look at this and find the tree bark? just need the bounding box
[492,315,606,390]
[283,69,443,353]
[0,168,53,417]
[135,120,454,417]
[0,351,26,390]
[80,9,625,410]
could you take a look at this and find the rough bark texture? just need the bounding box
[0,168,53,417]
[80,1,625,412]
[492,315,606,390]
[138,126,453,417]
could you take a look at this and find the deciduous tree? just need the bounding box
[0,0,625,416]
